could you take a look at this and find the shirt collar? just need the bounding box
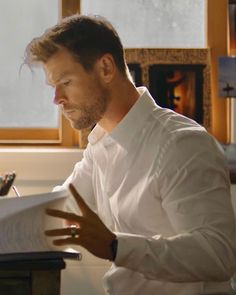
[88,87,157,149]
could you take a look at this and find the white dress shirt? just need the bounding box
[57,87,236,295]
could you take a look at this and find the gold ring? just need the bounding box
[70,225,78,238]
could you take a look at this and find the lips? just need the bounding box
[64,109,74,114]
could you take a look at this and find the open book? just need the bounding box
[0,190,81,261]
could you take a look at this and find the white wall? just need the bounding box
[0,148,110,295]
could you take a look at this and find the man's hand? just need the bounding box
[45,183,116,260]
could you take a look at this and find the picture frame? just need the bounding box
[218,56,236,98]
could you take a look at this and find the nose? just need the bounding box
[53,85,66,105]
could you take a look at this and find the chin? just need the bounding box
[70,121,81,130]
[70,119,93,130]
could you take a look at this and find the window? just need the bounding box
[81,0,205,48]
[0,0,80,146]
[1,0,228,145]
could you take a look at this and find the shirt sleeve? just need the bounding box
[53,144,96,214]
[115,131,236,282]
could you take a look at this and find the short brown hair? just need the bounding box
[25,14,127,74]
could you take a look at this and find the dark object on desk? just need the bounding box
[0,172,16,196]
[0,251,80,295]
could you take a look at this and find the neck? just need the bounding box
[99,78,140,133]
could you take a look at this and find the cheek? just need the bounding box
[66,85,82,100]
[66,77,98,102]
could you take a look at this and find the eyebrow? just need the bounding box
[47,71,70,86]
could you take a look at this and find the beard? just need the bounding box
[70,99,107,130]
[65,85,110,130]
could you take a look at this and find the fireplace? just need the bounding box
[125,48,211,131]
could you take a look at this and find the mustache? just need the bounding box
[61,105,77,112]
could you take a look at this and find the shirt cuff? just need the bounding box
[114,232,162,269]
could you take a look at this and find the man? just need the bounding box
[25,14,236,295]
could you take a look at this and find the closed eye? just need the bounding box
[63,80,71,86]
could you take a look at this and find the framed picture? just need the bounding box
[148,64,204,124]
[218,56,236,98]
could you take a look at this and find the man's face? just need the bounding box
[44,48,110,130]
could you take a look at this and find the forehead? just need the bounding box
[43,48,80,83]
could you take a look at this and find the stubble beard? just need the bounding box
[69,89,110,130]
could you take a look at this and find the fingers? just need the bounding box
[52,237,78,246]
[69,183,92,215]
[45,227,80,237]
[45,184,98,250]
[46,208,83,223]
[65,220,76,226]
[45,226,81,246]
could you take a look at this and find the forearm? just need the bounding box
[114,229,236,282]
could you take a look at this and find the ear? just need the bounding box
[96,54,116,83]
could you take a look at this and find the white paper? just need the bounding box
[0,190,68,253]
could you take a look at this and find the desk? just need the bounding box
[0,258,65,295]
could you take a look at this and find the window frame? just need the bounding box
[0,0,81,147]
